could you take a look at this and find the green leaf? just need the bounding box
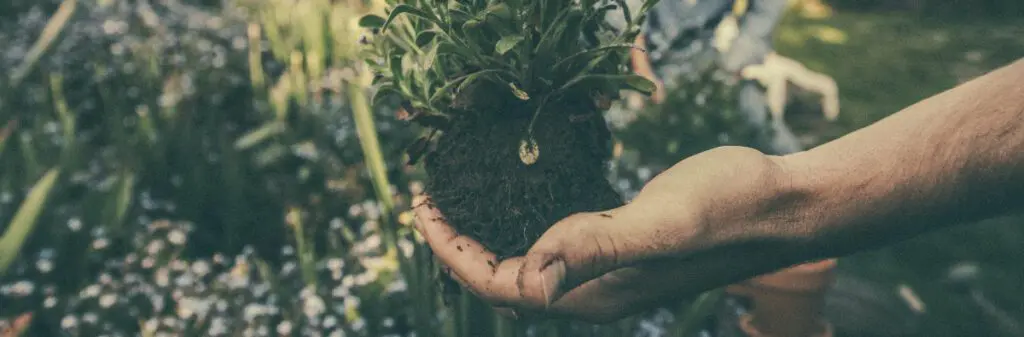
[509,82,530,100]
[456,70,509,96]
[0,169,60,276]
[0,119,15,160]
[415,31,438,46]
[639,0,664,17]
[558,74,656,96]
[372,83,401,106]
[359,14,386,28]
[481,3,513,22]
[428,69,512,106]
[495,34,524,55]
[381,4,439,33]
[234,121,287,150]
[552,43,640,71]
[389,54,405,83]
[108,171,136,233]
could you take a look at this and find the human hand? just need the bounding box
[413,147,820,323]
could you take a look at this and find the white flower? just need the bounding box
[386,279,407,294]
[168,230,187,245]
[208,317,228,335]
[143,319,159,333]
[327,258,344,272]
[67,218,83,231]
[331,285,349,298]
[243,304,268,322]
[146,240,165,255]
[191,261,211,276]
[155,268,170,287]
[276,321,293,335]
[343,297,360,312]
[323,316,338,329]
[351,318,366,331]
[99,293,117,308]
[60,315,78,329]
[9,281,34,296]
[82,312,98,324]
[92,238,110,250]
[303,295,326,318]
[80,284,101,298]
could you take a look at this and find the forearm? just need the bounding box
[779,58,1024,258]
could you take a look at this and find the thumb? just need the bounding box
[518,203,683,307]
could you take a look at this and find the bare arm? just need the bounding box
[775,58,1024,259]
[412,59,1024,322]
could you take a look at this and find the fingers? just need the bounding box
[412,196,529,306]
[410,195,721,322]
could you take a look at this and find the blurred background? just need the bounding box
[0,0,1021,336]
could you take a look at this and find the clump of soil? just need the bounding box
[423,95,623,260]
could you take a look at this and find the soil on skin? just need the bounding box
[423,97,623,261]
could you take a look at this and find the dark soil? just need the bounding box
[423,97,623,260]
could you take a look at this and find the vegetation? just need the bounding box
[358,0,657,260]
[1,0,1022,336]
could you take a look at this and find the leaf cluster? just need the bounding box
[359,0,662,135]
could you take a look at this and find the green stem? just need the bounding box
[8,0,77,90]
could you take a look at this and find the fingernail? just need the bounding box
[412,195,428,208]
[539,260,566,307]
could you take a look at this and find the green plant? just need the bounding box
[360,0,660,258]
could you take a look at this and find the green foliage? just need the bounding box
[361,0,660,141]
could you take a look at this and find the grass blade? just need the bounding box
[0,169,61,276]
[8,0,77,89]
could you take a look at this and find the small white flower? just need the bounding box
[243,304,266,322]
[191,261,211,276]
[351,318,366,331]
[66,218,83,231]
[323,316,338,329]
[146,240,165,255]
[386,279,408,294]
[82,312,98,324]
[343,297,360,312]
[80,284,101,298]
[331,285,349,298]
[155,268,170,287]
[208,317,228,335]
[99,293,117,308]
[98,273,113,285]
[44,296,57,308]
[61,315,78,329]
[10,280,34,296]
[303,295,326,318]
[276,321,293,335]
[143,319,159,333]
[168,230,186,245]
[92,238,110,250]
